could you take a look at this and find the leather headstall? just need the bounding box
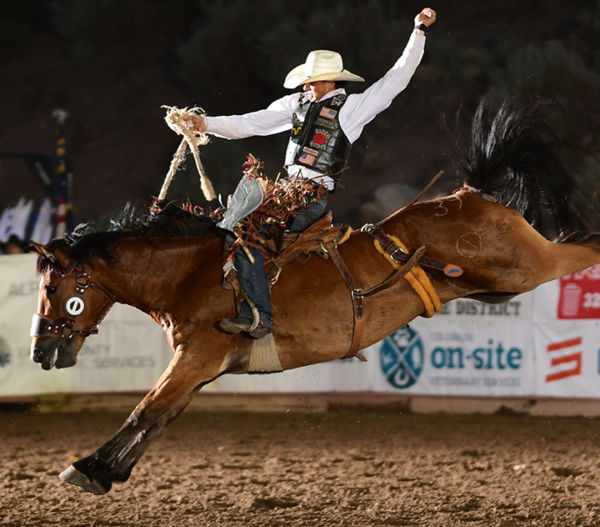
[30,263,117,339]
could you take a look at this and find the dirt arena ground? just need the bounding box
[2,407,600,527]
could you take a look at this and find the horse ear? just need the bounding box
[29,242,71,271]
[28,241,47,256]
[53,247,71,270]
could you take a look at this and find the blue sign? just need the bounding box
[380,326,424,389]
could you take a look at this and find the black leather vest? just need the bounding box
[285,93,351,182]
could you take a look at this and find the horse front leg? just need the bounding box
[59,347,237,494]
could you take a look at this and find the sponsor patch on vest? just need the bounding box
[319,107,337,119]
[312,132,328,145]
[310,128,332,149]
[298,146,319,166]
[291,113,303,136]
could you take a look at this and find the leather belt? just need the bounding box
[328,244,426,361]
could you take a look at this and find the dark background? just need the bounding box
[1,0,599,227]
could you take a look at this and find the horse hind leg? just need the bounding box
[477,218,600,295]
[490,207,600,287]
[510,235,600,292]
[545,235,600,280]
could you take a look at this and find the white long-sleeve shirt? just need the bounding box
[205,31,426,189]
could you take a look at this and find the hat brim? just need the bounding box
[283,65,365,89]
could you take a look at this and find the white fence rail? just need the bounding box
[2,254,600,398]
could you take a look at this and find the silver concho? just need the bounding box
[65,295,85,316]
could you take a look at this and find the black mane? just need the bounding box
[41,204,223,270]
[459,100,593,241]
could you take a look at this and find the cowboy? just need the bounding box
[186,7,436,338]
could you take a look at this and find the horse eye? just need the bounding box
[45,285,58,295]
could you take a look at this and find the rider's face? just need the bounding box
[303,80,336,102]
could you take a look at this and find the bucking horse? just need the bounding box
[29,103,600,494]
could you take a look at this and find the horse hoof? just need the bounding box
[59,465,108,495]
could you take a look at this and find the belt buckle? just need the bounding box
[390,247,406,264]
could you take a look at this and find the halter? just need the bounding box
[30,263,117,339]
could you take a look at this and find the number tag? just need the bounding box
[66,295,86,316]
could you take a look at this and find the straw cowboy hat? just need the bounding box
[283,50,365,89]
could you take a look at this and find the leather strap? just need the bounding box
[328,246,366,361]
[363,224,463,277]
[360,245,425,298]
[328,244,427,361]
[31,264,116,339]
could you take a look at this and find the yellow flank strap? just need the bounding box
[373,235,442,317]
[337,226,352,246]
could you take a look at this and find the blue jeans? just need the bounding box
[235,196,328,327]
[287,196,328,233]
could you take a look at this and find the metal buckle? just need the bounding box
[361,223,377,234]
[76,272,91,291]
[351,288,364,301]
[390,247,406,265]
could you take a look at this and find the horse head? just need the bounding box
[29,241,116,370]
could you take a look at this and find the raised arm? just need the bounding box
[340,7,437,143]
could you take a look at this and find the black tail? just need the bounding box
[459,101,593,241]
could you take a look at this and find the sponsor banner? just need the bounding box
[0,254,169,396]
[0,254,61,396]
[532,280,558,322]
[534,271,600,323]
[557,265,600,319]
[64,307,170,393]
[531,271,600,397]
[372,319,533,396]
[533,320,600,397]
[436,294,533,322]
[213,356,377,393]
[1,255,599,399]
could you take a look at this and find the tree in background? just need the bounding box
[5,0,599,223]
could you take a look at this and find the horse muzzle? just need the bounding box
[30,335,83,370]
[31,336,60,370]
[30,313,93,370]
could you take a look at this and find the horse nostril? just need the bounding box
[33,349,44,363]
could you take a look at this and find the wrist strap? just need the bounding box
[414,23,428,34]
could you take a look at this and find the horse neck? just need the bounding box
[94,236,222,313]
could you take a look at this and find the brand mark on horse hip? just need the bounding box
[456,232,483,258]
[434,195,463,217]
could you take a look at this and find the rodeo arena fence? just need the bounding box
[2,251,600,414]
